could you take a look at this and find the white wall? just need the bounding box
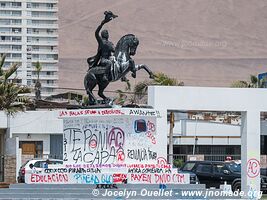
[171,120,241,136]
[148,86,267,111]
[148,86,266,194]
[10,110,63,135]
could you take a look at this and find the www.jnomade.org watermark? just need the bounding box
[161,40,228,49]
[91,188,263,199]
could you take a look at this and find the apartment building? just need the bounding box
[0,0,58,96]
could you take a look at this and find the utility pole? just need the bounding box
[169,112,174,165]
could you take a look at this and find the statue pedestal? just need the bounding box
[25,108,183,185]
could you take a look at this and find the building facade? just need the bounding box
[0,0,58,96]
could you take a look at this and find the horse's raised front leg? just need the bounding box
[136,64,154,79]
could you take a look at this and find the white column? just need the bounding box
[241,110,261,198]
[20,0,28,85]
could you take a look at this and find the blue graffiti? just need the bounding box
[73,174,113,184]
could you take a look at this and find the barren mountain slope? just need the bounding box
[58,0,267,93]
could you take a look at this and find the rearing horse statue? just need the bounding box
[84,11,154,105]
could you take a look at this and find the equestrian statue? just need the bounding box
[84,11,154,105]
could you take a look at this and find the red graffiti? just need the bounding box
[157,157,168,165]
[59,109,124,117]
[113,174,127,183]
[131,174,152,183]
[30,173,68,183]
[247,158,260,178]
[117,151,125,162]
[89,139,97,149]
[147,120,156,132]
[146,131,156,144]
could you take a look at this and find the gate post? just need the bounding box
[241,111,261,198]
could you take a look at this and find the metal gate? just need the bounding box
[50,134,63,159]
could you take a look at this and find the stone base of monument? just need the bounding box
[4,184,209,199]
[26,108,192,186]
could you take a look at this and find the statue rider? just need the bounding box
[87,11,117,82]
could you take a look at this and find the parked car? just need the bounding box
[180,160,267,192]
[18,158,63,183]
[261,168,267,176]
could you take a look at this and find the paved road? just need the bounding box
[0,184,258,199]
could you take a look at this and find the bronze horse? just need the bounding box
[84,34,154,105]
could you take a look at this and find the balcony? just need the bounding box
[0,6,21,11]
[28,40,58,46]
[0,40,22,44]
[32,74,58,80]
[0,14,21,19]
[5,57,22,62]
[31,58,58,63]
[31,49,58,54]
[29,66,58,72]
[28,23,58,29]
[0,31,21,36]
[28,6,58,12]
[41,83,58,88]
[0,48,21,53]
[0,22,22,27]
[30,14,57,20]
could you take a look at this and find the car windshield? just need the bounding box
[227,163,241,172]
[181,162,196,171]
[20,160,30,168]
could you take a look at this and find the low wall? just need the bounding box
[4,155,16,183]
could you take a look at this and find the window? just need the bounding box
[196,164,212,173]
[12,2,21,7]
[227,163,241,173]
[13,79,22,84]
[27,79,31,86]
[33,161,45,168]
[213,164,224,173]
[182,162,195,171]
[47,29,53,34]
[19,141,43,158]
[12,36,21,41]
[47,80,54,84]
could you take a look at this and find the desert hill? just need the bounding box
[58,0,267,95]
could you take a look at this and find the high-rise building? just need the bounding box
[0,0,58,97]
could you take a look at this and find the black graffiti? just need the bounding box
[127,148,157,162]
[129,109,156,116]
[68,168,101,173]
[128,168,164,173]
[44,168,68,173]
[148,148,157,160]
[64,126,125,164]
[127,148,147,162]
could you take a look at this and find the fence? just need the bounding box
[0,155,4,182]
[169,154,241,163]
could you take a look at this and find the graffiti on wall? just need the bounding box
[63,115,159,165]
[25,164,190,184]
